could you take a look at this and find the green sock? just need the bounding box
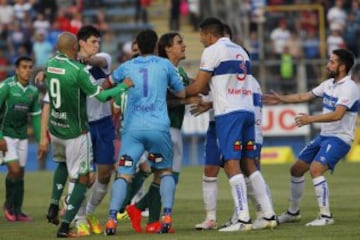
[62,182,87,224]
[131,171,149,196]
[51,163,68,205]
[135,191,148,211]
[13,179,24,214]
[147,183,161,224]
[5,177,15,209]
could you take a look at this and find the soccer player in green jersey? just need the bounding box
[39,32,133,238]
[0,56,41,222]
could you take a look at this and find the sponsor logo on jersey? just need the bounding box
[148,153,163,163]
[48,67,65,75]
[233,140,242,151]
[228,87,252,96]
[132,103,155,112]
[13,103,29,112]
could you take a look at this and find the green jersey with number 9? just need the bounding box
[45,53,101,139]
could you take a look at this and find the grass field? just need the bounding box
[0,162,360,240]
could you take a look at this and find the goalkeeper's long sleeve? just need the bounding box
[95,83,129,102]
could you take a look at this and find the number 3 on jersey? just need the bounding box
[49,78,61,108]
[236,54,247,81]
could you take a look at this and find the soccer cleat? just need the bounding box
[252,216,278,230]
[75,220,91,236]
[158,215,173,234]
[56,223,77,238]
[104,218,117,236]
[218,218,236,230]
[3,205,16,222]
[195,219,218,230]
[305,214,334,226]
[277,210,301,224]
[126,204,142,233]
[16,212,32,222]
[116,211,129,221]
[146,221,161,233]
[218,220,252,232]
[87,214,102,234]
[46,204,60,225]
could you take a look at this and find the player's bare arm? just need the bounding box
[263,90,315,104]
[295,105,347,127]
[186,70,212,96]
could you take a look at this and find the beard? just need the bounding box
[327,69,339,79]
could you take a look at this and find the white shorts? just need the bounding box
[50,133,94,179]
[2,137,28,167]
[170,127,183,173]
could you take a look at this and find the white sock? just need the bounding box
[245,177,262,219]
[312,176,331,216]
[289,176,305,213]
[229,174,250,222]
[86,180,108,214]
[249,171,275,219]
[202,175,217,221]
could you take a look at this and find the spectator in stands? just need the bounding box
[32,29,53,69]
[32,0,58,23]
[169,0,180,31]
[7,21,26,54]
[53,7,71,32]
[303,29,320,83]
[249,31,259,61]
[349,0,360,23]
[13,0,33,22]
[46,21,62,48]
[188,0,200,31]
[0,0,14,28]
[94,9,109,33]
[32,12,50,36]
[298,10,318,37]
[327,0,346,32]
[326,24,345,57]
[270,18,290,59]
[69,12,83,34]
[101,31,117,62]
[343,12,360,57]
[0,48,9,81]
[135,0,151,24]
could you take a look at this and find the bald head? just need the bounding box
[57,32,78,59]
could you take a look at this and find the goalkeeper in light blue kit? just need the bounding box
[104,29,186,235]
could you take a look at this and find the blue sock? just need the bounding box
[109,178,128,219]
[160,174,175,210]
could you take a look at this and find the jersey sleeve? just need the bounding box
[110,64,126,85]
[43,92,49,103]
[311,80,327,97]
[30,89,41,115]
[168,62,184,93]
[199,45,219,73]
[96,52,112,75]
[0,81,9,107]
[78,67,101,98]
[336,84,360,110]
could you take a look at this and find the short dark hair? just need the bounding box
[199,17,224,37]
[15,56,32,67]
[223,23,233,40]
[136,29,158,55]
[333,48,355,73]
[158,32,181,58]
[77,25,101,41]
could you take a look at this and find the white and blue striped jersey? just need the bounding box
[312,76,360,144]
[86,52,112,122]
[200,37,254,116]
[250,76,263,145]
[110,55,184,132]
